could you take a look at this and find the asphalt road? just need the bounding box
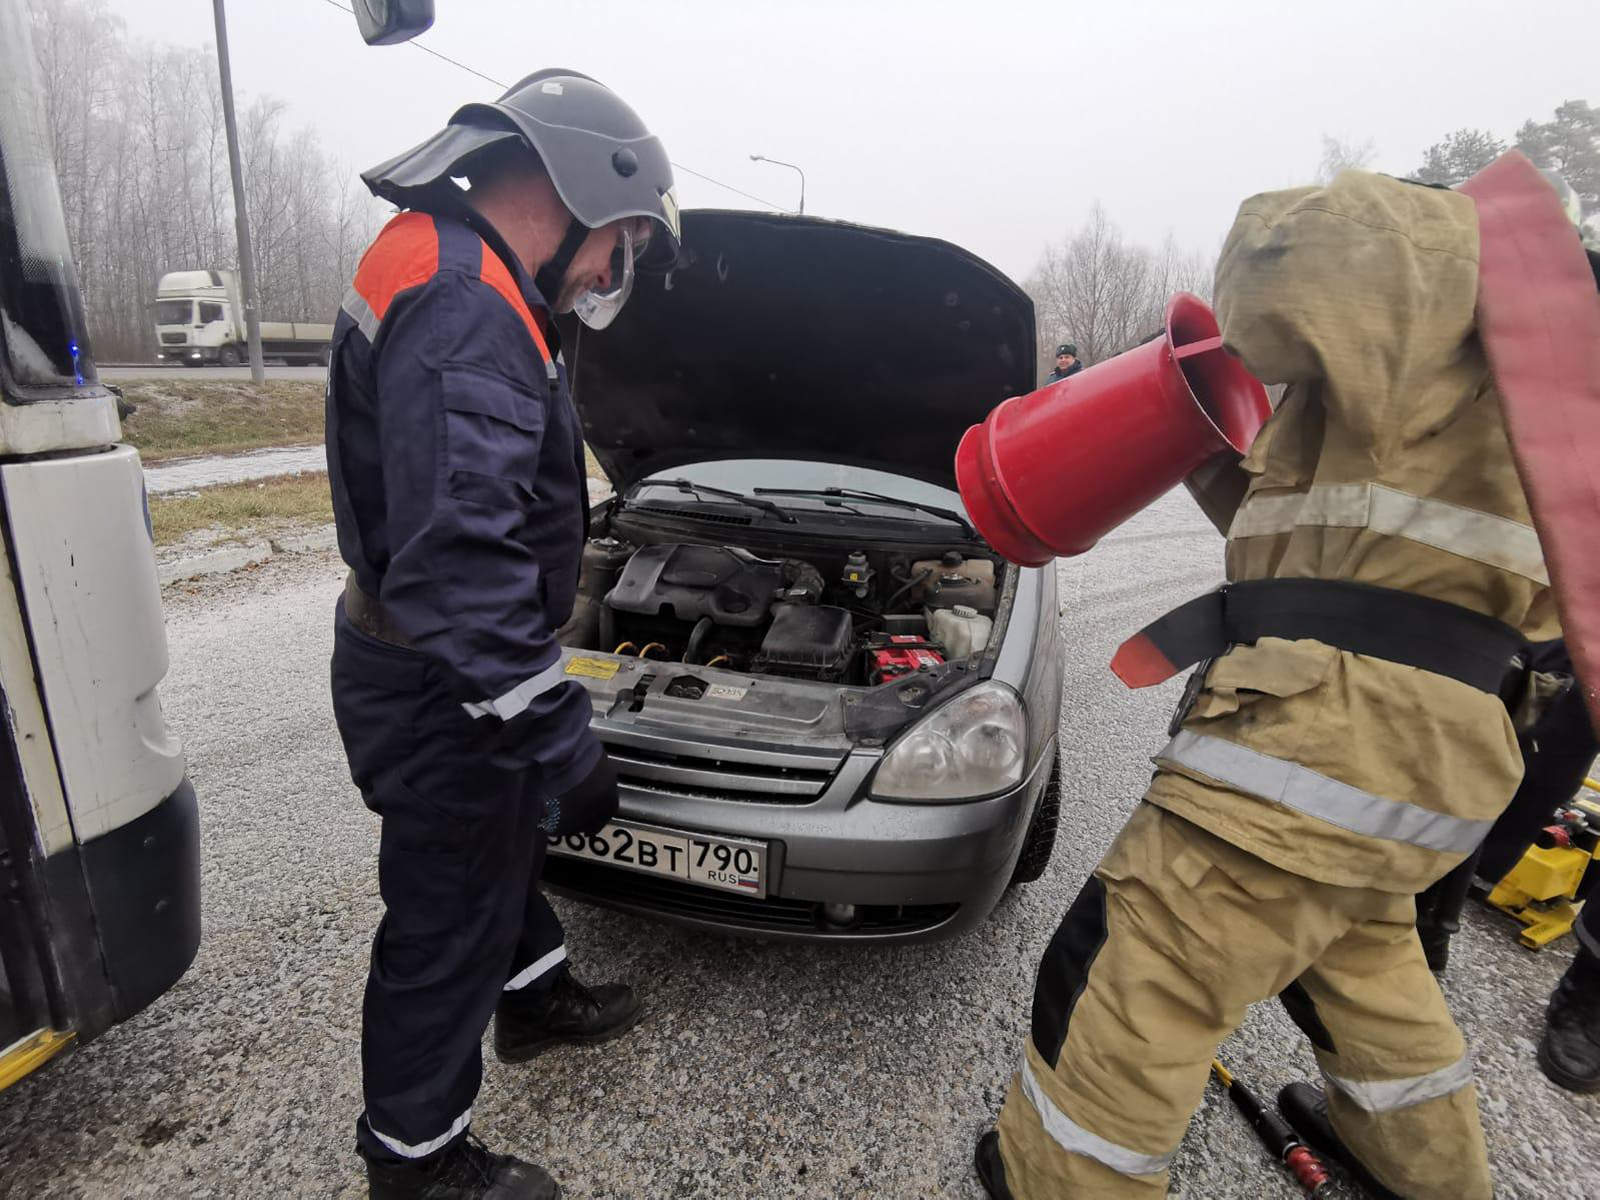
[0,491,1592,1199]
[101,364,327,382]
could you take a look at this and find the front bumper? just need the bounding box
[156,346,217,364]
[544,742,1053,943]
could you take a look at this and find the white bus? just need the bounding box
[0,0,199,1091]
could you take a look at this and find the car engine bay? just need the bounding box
[558,535,1003,689]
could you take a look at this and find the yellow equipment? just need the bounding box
[1486,780,1600,949]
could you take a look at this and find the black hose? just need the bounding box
[885,568,933,613]
[684,616,715,665]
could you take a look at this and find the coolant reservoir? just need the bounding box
[913,551,997,613]
[928,604,992,659]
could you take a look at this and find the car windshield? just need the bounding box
[155,300,193,326]
[636,460,971,520]
[0,4,96,391]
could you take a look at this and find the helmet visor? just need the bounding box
[572,224,638,331]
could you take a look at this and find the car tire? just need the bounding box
[218,343,241,367]
[1009,756,1061,887]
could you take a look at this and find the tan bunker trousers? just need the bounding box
[996,802,1490,1199]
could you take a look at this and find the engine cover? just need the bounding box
[604,543,784,627]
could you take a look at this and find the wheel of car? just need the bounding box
[218,343,241,367]
[1009,755,1061,887]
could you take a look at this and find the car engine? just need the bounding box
[566,539,999,687]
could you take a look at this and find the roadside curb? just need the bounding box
[159,524,337,585]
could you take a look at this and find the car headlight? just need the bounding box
[870,681,1026,802]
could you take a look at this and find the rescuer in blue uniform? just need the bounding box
[325,70,681,1199]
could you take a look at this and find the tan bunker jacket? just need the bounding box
[1146,170,1557,893]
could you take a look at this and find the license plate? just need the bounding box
[548,819,769,898]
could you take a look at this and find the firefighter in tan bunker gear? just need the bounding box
[982,170,1560,1199]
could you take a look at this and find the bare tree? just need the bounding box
[1316,134,1378,184]
[1024,206,1216,382]
[26,0,383,360]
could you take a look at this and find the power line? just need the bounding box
[311,0,794,212]
[668,163,789,212]
[315,0,508,90]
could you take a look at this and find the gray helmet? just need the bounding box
[362,68,680,273]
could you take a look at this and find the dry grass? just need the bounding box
[149,472,333,546]
[119,378,615,485]
[120,379,324,463]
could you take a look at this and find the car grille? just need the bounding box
[543,857,959,936]
[160,332,186,345]
[605,741,836,806]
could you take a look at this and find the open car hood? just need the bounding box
[567,210,1036,493]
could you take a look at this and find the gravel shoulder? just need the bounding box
[0,493,1591,1199]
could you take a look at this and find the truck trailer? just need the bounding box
[153,269,333,367]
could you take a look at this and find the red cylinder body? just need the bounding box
[955,292,1271,566]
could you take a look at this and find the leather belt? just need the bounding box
[343,573,415,649]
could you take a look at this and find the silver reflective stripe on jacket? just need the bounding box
[1156,730,1493,854]
[341,287,381,343]
[1019,1056,1173,1177]
[462,660,570,721]
[1228,482,1548,584]
[1321,1054,1475,1113]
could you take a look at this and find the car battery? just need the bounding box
[869,635,945,685]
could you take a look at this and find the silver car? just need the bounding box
[545,210,1064,943]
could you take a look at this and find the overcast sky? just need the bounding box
[118,0,1599,282]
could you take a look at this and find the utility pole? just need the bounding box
[211,0,265,384]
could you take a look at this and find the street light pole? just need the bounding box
[211,0,266,384]
[749,154,805,215]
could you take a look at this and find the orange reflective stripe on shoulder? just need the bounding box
[475,243,553,365]
[352,212,440,321]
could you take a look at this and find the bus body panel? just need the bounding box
[1,446,186,840]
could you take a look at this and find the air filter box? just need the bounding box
[753,605,854,681]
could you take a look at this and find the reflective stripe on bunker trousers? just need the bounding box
[1156,729,1494,854]
[1227,482,1549,585]
[998,804,1493,1200]
[1016,1052,1172,1178]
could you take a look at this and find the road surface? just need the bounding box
[102,364,327,382]
[0,491,1589,1198]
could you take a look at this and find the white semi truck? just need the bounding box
[153,269,333,367]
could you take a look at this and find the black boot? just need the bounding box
[1538,946,1600,1093]
[1277,1082,1401,1200]
[974,1130,1016,1200]
[1415,848,1482,975]
[494,968,642,1063]
[364,1134,560,1199]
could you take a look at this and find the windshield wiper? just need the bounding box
[648,478,798,524]
[753,486,977,539]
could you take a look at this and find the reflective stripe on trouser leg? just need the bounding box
[366,1107,473,1160]
[504,944,566,992]
[504,840,565,993]
[997,804,1364,1198]
[1295,909,1493,1199]
[338,644,550,1164]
